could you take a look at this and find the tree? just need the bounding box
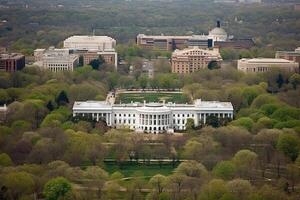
[175,160,208,179]
[212,161,236,180]
[3,172,35,200]
[230,117,254,131]
[277,133,300,162]
[43,177,72,200]
[226,179,253,200]
[0,153,13,166]
[46,100,55,111]
[232,150,257,179]
[199,179,228,200]
[55,91,69,106]
[149,174,167,194]
[289,73,300,89]
[186,118,195,130]
[138,75,148,90]
[89,56,105,70]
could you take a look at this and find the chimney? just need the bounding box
[217,20,221,28]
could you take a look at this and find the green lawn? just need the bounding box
[116,93,190,104]
[103,162,178,178]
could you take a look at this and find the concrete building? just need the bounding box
[276,47,300,68]
[237,58,299,73]
[0,53,25,72]
[137,34,213,51]
[63,35,116,51]
[82,50,118,68]
[73,99,233,134]
[63,35,118,69]
[171,47,222,74]
[34,47,79,72]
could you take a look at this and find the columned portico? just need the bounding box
[73,99,234,134]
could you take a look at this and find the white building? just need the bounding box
[237,58,299,73]
[208,21,228,42]
[33,47,79,72]
[72,99,233,134]
[63,35,116,51]
[63,35,118,68]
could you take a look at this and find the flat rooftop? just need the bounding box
[0,53,24,60]
[239,58,297,64]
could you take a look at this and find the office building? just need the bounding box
[34,47,79,72]
[136,34,214,51]
[237,58,299,73]
[171,47,222,74]
[276,47,300,68]
[0,53,25,72]
[64,35,118,68]
[82,51,118,68]
[73,99,233,134]
[63,35,116,51]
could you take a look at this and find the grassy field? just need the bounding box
[103,162,178,178]
[116,93,190,104]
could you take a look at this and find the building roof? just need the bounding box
[172,47,221,57]
[209,27,227,36]
[73,99,233,112]
[239,58,297,64]
[0,53,24,60]
[64,35,116,43]
[73,101,112,111]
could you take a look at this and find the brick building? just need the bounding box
[0,53,25,72]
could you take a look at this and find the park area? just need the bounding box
[115,92,190,104]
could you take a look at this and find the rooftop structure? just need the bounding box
[208,21,228,42]
[171,47,222,74]
[73,99,233,134]
[0,53,25,72]
[63,35,116,51]
[237,58,299,73]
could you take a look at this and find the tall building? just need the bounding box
[171,47,222,74]
[73,99,233,134]
[64,35,118,69]
[63,35,116,51]
[0,53,25,72]
[237,58,299,73]
[34,47,79,72]
[276,47,300,68]
[136,34,213,51]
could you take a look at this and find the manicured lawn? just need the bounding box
[116,93,190,104]
[103,161,178,178]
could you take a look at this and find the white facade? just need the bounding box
[237,58,299,73]
[33,47,79,72]
[63,35,116,51]
[73,99,233,134]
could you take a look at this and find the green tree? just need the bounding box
[43,177,72,200]
[277,133,300,161]
[149,174,167,194]
[232,150,257,179]
[212,161,236,180]
[55,91,69,106]
[3,172,35,200]
[0,153,13,166]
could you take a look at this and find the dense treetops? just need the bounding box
[0,62,299,199]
